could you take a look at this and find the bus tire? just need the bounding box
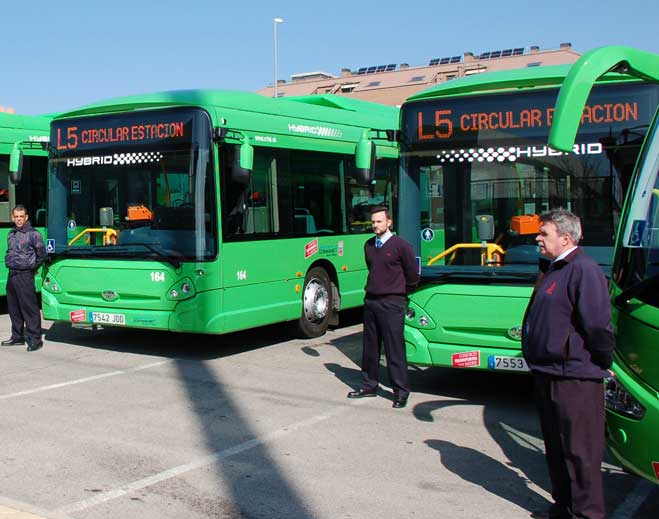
[295,266,332,338]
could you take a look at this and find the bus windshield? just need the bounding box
[401,82,659,278]
[48,108,217,262]
[613,117,659,306]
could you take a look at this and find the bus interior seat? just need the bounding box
[294,208,317,234]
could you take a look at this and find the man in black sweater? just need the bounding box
[347,206,419,408]
[523,208,614,519]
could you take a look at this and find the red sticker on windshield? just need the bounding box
[652,461,659,481]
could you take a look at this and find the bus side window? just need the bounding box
[290,150,341,235]
[0,155,10,222]
[222,145,278,237]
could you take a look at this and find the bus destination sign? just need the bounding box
[52,110,196,153]
[404,84,657,146]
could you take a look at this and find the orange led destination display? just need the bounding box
[56,121,186,150]
[404,84,658,146]
[416,102,639,141]
[50,108,201,154]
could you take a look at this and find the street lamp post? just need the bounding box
[273,17,284,98]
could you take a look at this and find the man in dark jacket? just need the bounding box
[523,208,614,519]
[347,206,419,408]
[3,205,46,351]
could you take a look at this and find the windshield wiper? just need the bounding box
[50,243,183,268]
[421,268,537,284]
[99,243,184,268]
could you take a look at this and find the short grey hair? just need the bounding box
[540,208,582,243]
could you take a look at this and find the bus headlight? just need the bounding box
[166,278,196,301]
[605,376,646,420]
[43,274,62,294]
[404,301,436,329]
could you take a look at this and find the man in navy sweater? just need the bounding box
[523,208,614,519]
[347,206,419,408]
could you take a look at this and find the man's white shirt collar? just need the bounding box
[376,230,393,245]
[554,246,578,263]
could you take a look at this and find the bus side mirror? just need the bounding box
[239,139,254,172]
[355,133,375,185]
[9,144,24,184]
[232,139,253,185]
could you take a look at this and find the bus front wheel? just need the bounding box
[295,267,332,338]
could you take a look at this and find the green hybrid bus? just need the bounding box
[19,91,398,337]
[548,46,659,485]
[0,112,50,295]
[398,65,659,372]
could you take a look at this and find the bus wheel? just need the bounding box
[295,267,332,338]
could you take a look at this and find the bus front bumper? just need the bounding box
[404,325,528,373]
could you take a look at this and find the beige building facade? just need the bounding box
[257,43,580,106]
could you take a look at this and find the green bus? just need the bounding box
[0,112,49,295]
[398,65,659,372]
[25,91,398,336]
[548,46,659,484]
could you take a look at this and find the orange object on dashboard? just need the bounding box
[510,214,541,235]
[127,204,153,221]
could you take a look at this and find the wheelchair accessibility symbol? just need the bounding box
[47,239,56,253]
[628,220,646,247]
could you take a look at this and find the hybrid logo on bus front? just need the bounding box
[66,151,163,167]
[288,124,343,138]
[436,143,603,164]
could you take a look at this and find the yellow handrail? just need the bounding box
[68,227,119,246]
[427,242,506,267]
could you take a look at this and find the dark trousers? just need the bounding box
[361,297,410,399]
[6,270,42,345]
[533,374,606,519]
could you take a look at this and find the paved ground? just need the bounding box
[0,308,657,518]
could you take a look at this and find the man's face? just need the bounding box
[371,211,392,237]
[12,210,28,229]
[536,221,572,260]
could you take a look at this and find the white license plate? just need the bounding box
[490,355,529,372]
[90,312,126,326]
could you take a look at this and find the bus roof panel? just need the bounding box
[405,64,637,102]
[54,90,399,133]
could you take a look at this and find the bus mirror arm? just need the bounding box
[549,46,659,152]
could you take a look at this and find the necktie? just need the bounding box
[376,239,383,249]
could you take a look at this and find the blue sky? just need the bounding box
[3,0,659,115]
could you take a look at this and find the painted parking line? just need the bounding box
[0,360,170,401]
[54,396,374,515]
[0,496,72,519]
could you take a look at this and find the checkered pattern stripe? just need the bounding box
[437,147,518,164]
[112,151,163,165]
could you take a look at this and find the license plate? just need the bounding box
[90,312,126,326]
[489,355,529,372]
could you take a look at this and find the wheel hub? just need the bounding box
[303,278,329,322]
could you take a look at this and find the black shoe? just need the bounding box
[26,342,43,352]
[347,388,377,399]
[392,398,408,409]
[1,338,25,346]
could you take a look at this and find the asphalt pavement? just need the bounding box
[0,309,656,519]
